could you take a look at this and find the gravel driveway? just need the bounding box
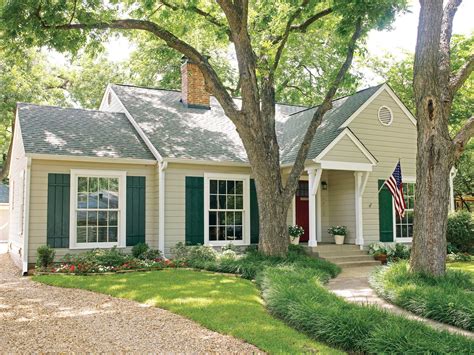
[0,253,259,353]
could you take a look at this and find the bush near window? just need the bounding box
[447,211,474,253]
[370,261,474,331]
[36,245,56,268]
[131,242,149,258]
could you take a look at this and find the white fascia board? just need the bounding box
[313,129,377,165]
[340,83,416,129]
[26,153,157,166]
[318,161,373,172]
[164,157,251,167]
[109,87,163,163]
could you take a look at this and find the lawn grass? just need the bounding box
[370,261,474,331]
[34,269,342,354]
[448,261,474,274]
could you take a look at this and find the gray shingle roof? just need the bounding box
[111,84,306,163]
[278,84,383,163]
[0,183,8,203]
[17,103,155,160]
[112,84,381,164]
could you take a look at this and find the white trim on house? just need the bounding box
[107,86,164,163]
[22,158,31,275]
[69,169,127,249]
[26,153,157,166]
[306,168,322,247]
[314,129,378,166]
[392,176,416,243]
[317,161,374,172]
[203,172,251,246]
[158,161,168,253]
[340,83,417,129]
[164,157,250,167]
[355,171,370,249]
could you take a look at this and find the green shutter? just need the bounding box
[378,180,394,242]
[250,179,259,244]
[185,177,204,245]
[126,176,146,246]
[47,174,70,248]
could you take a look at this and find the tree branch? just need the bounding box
[39,17,241,121]
[282,18,363,203]
[453,116,474,160]
[449,54,474,95]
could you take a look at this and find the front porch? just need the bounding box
[292,166,371,249]
[303,243,380,268]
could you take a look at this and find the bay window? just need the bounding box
[70,170,126,248]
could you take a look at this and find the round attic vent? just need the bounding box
[378,106,393,126]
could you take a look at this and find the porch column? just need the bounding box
[306,168,322,247]
[449,167,456,212]
[354,171,370,249]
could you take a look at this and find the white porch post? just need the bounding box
[306,168,322,247]
[354,171,369,249]
[449,167,457,212]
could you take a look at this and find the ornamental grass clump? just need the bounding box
[370,261,474,331]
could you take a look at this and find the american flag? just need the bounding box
[385,161,406,218]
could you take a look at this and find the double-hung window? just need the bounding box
[70,170,126,248]
[395,182,415,240]
[204,174,250,245]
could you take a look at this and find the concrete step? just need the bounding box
[310,244,361,251]
[322,255,375,263]
[337,260,381,268]
[316,250,368,258]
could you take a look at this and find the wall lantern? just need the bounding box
[321,181,328,190]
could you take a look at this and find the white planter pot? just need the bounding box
[334,235,345,245]
[290,236,300,245]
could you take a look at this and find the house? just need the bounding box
[7,59,444,274]
[0,183,9,243]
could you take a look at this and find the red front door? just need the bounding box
[295,181,309,242]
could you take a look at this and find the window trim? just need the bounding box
[393,177,415,243]
[203,173,251,246]
[69,169,127,249]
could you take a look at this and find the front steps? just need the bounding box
[304,244,381,268]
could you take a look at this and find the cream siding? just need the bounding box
[348,89,417,245]
[27,159,158,263]
[319,135,372,164]
[8,116,28,267]
[100,87,124,113]
[164,163,252,255]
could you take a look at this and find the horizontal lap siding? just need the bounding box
[322,135,371,163]
[327,170,356,243]
[164,163,252,255]
[348,90,417,245]
[28,160,158,263]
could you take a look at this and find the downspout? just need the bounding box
[158,161,168,255]
[22,157,32,276]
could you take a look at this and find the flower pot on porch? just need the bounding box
[374,254,388,265]
[334,234,345,245]
[290,236,300,245]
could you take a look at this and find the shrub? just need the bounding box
[447,252,472,262]
[187,245,218,264]
[171,242,189,260]
[140,248,163,260]
[447,211,474,253]
[368,242,389,256]
[132,242,149,258]
[259,265,473,354]
[36,245,56,268]
[327,225,347,236]
[387,243,411,262]
[220,249,237,261]
[370,261,474,331]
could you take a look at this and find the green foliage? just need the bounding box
[261,265,473,353]
[288,224,304,239]
[447,211,474,253]
[370,261,474,331]
[63,247,130,267]
[327,225,347,236]
[131,242,149,258]
[387,243,411,262]
[447,252,472,262]
[36,245,56,268]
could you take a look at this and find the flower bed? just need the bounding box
[35,244,184,275]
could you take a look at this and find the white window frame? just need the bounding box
[69,169,127,249]
[204,173,251,246]
[393,177,415,243]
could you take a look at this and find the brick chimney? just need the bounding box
[181,57,210,109]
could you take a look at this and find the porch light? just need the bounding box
[321,181,328,190]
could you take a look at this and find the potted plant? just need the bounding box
[368,243,389,264]
[328,226,347,245]
[288,225,304,245]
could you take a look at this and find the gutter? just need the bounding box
[22,157,31,276]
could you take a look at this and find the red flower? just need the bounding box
[69,265,75,272]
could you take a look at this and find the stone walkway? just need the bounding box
[0,253,259,353]
[327,266,474,338]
